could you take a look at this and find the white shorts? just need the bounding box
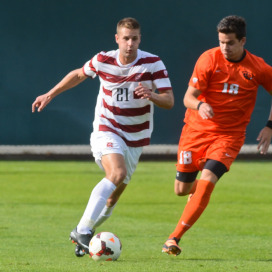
[90,131,143,184]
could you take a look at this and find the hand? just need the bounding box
[257,126,272,154]
[32,93,52,113]
[134,83,152,100]
[198,102,214,119]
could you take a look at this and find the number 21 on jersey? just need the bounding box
[116,88,129,101]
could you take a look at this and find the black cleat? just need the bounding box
[70,228,94,256]
[74,244,85,257]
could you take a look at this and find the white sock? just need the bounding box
[77,178,116,234]
[93,204,117,229]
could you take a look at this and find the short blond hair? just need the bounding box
[116,17,141,33]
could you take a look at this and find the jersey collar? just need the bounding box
[226,50,246,63]
[116,49,140,67]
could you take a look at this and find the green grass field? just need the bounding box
[0,160,271,272]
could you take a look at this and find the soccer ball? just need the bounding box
[89,232,122,261]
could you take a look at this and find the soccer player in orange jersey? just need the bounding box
[162,15,272,256]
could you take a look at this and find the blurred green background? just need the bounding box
[1,0,271,145]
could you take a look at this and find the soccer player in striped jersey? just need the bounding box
[162,15,272,256]
[32,17,174,257]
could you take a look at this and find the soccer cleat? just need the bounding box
[162,237,182,256]
[74,244,85,257]
[70,228,94,256]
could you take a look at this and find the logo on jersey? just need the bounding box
[107,142,113,148]
[163,70,168,77]
[242,70,254,80]
[135,74,142,81]
[193,77,198,83]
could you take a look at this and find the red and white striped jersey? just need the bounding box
[83,49,172,147]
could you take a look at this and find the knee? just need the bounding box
[174,181,193,196]
[114,168,127,184]
[107,168,127,186]
[175,188,190,196]
[174,171,198,196]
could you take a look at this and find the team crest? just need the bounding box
[163,70,168,77]
[242,70,254,80]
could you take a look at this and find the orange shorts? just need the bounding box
[176,124,245,172]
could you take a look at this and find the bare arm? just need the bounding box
[183,85,214,119]
[134,83,174,109]
[32,68,87,112]
[256,101,272,154]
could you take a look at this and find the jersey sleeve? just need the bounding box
[82,54,98,79]
[151,58,172,91]
[189,51,213,92]
[260,61,272,93]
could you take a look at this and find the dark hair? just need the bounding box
[217,15,246,40]
[117,17,141,33]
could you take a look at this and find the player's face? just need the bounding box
[218,32,246,61]
[115,27,141,65]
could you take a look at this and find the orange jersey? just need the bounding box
[185,47,272,135]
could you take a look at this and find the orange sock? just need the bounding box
[169,179,215,240]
